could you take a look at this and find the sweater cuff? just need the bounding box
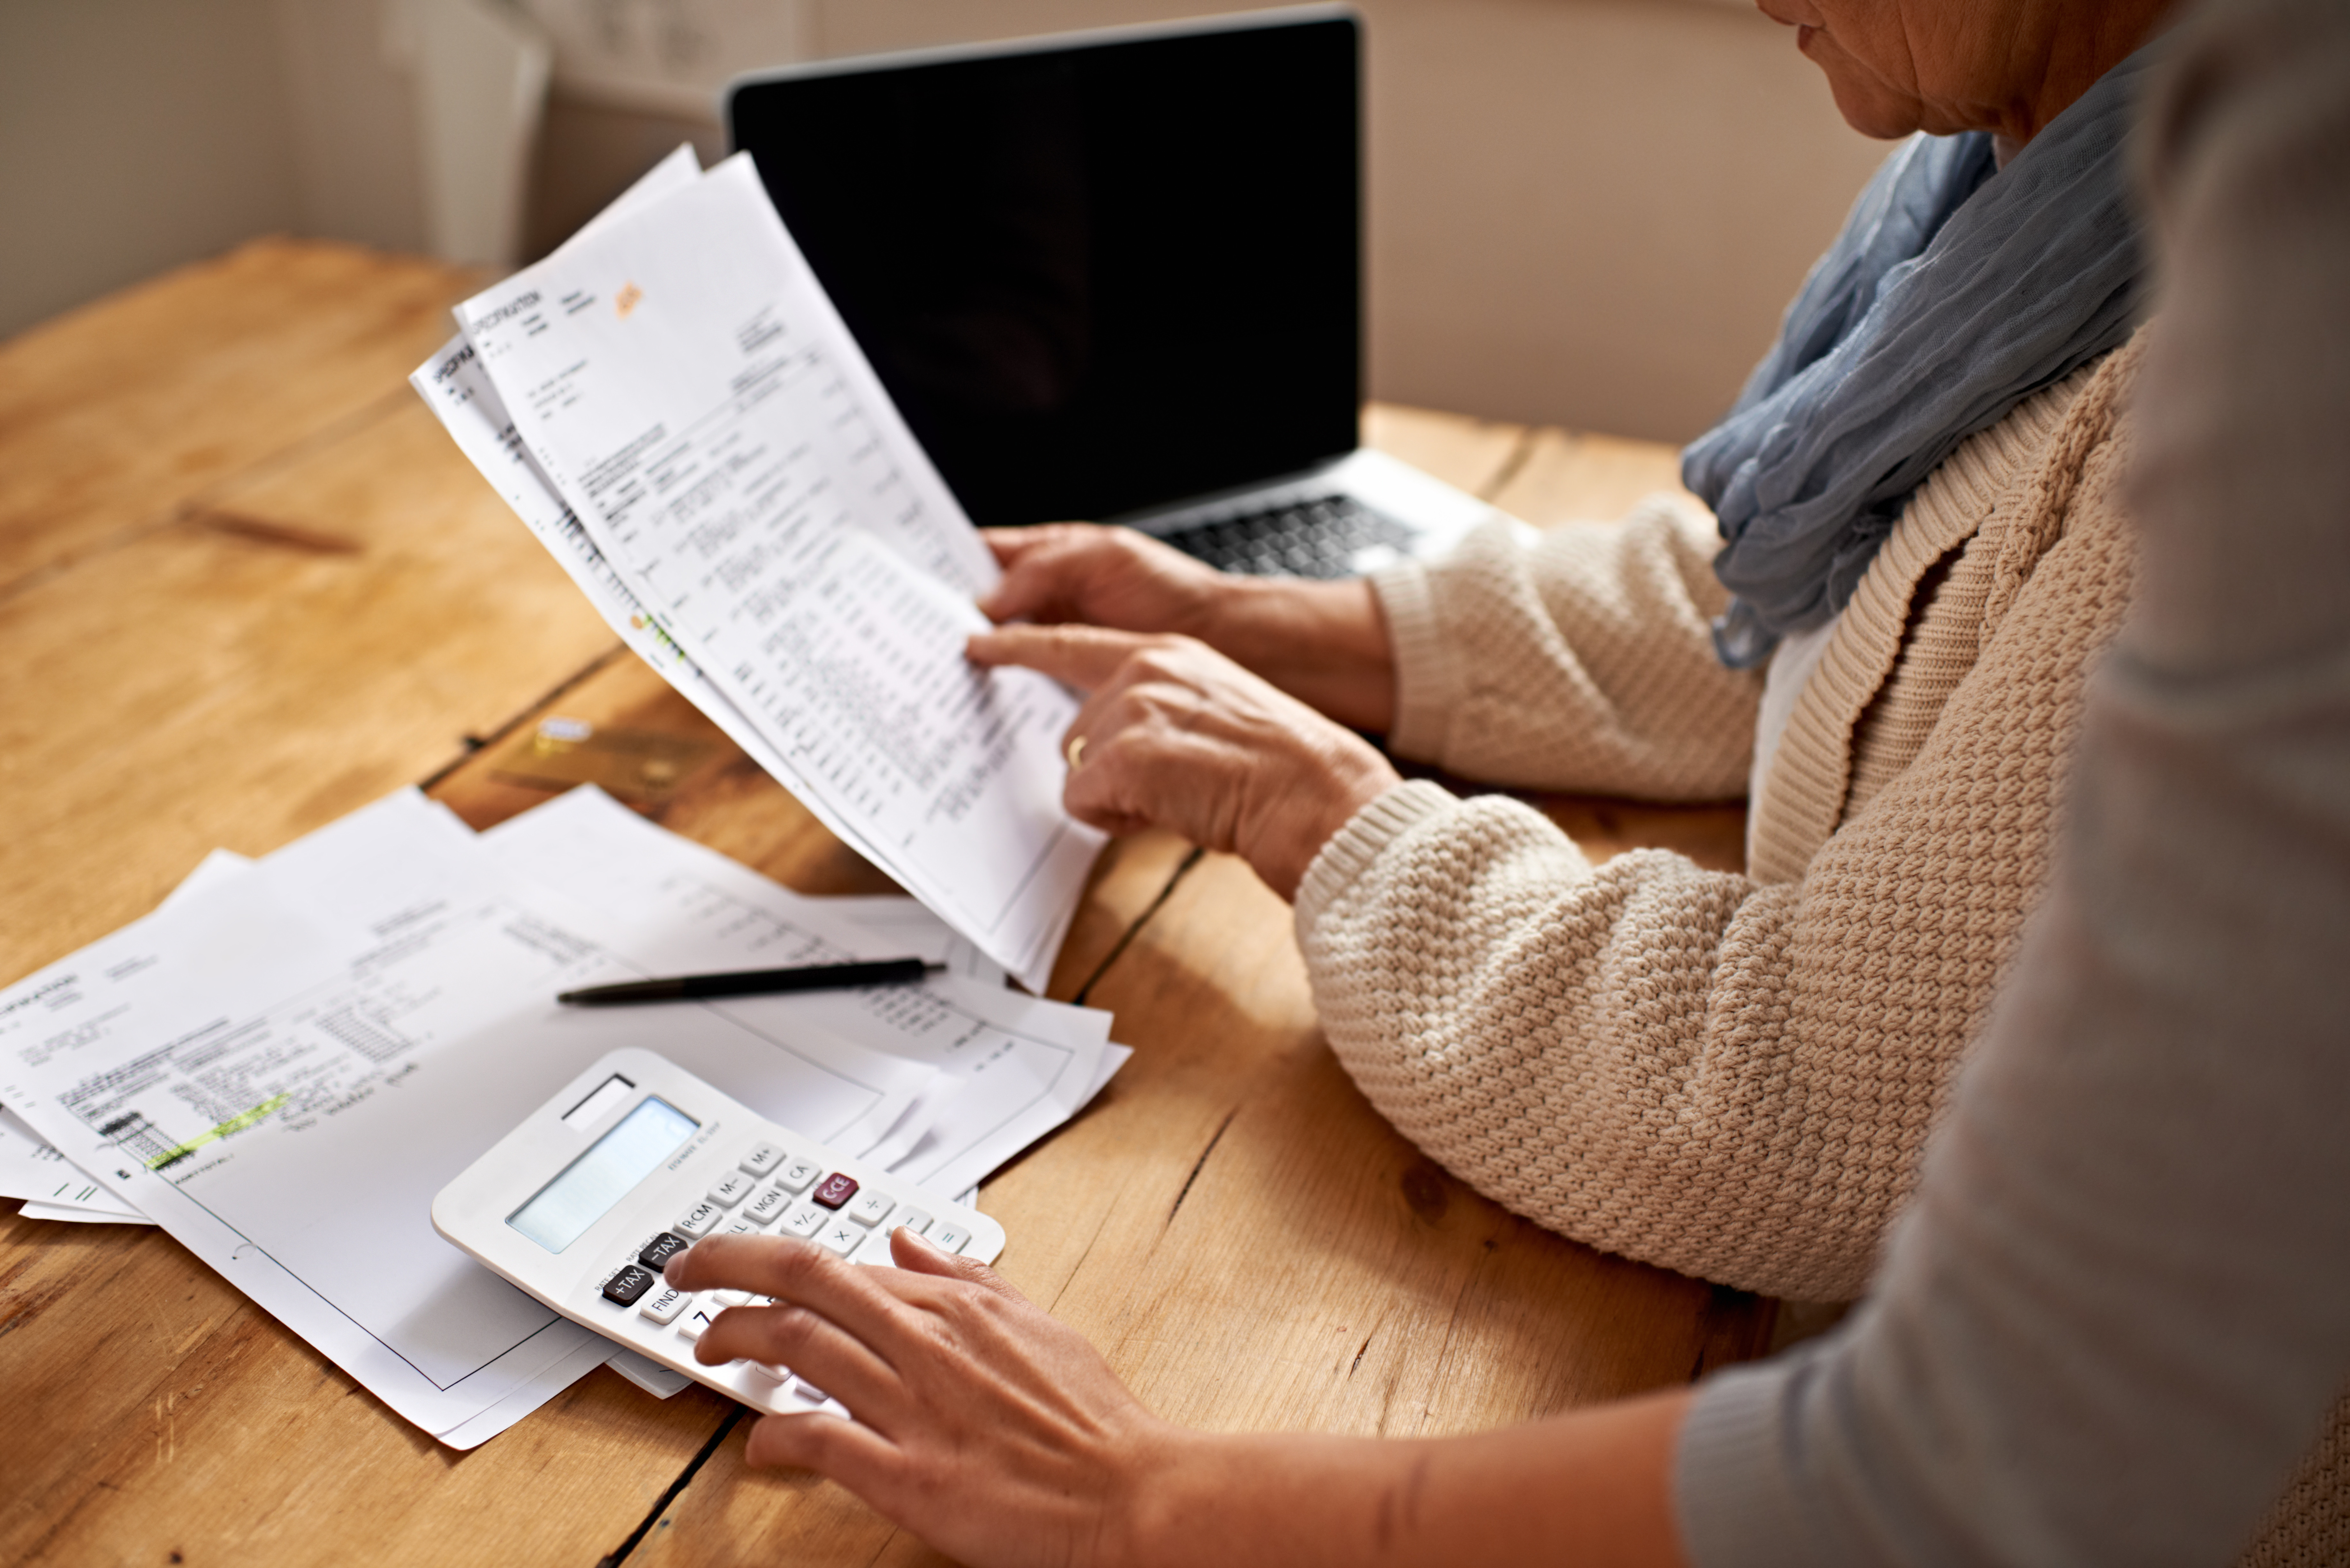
[1674,1358,1825,1568]
[1370,560,1459,765]
[1292,779,1459,938]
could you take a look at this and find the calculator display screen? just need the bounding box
[508,1096,699,1253]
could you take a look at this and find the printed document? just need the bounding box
[406,147,925,892]
[480,787,1126,1197]
[0,792,936,1444]
[0,786,1125,1443]
[0,846,260,1225]
[0,1105,147,1223]
[442,153,1100,991]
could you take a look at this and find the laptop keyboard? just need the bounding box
[1157,495,1415,579]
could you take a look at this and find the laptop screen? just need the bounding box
[727,11,1360,528]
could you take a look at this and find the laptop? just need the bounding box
[724,5,1494,578]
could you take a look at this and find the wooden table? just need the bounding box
[0,240,1765,1566]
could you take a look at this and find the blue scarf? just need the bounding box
[1682,42,2162,668]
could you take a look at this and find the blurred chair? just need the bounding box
[409,0,551,267]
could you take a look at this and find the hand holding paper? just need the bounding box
[422,151,1101,991]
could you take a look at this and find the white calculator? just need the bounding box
[432,1047,1005,1416]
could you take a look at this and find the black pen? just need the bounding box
[557,957,941,1006]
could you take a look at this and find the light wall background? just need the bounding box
[0,0,1890,444]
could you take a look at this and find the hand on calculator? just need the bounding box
[664,1227,1180,1568]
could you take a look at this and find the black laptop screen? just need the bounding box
[727,13,1361,528]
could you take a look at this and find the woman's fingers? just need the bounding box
[977,531,1092,622]
[660,1224,1176,1566]
[967,623,1171,691]
[978,524,1055,568]
[889,1224,1032,1304]
[742,1407,904,1481]
[666,1233,935,1369]
[972,625,1400,895]
[694,1296,908,1418]
[973,521,1228,633]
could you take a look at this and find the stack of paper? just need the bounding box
[1,1105,149,1223]
[0,786,1126,1446]
[412,146,1099,993]
[0,849,258,1225]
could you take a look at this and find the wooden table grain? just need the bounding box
[0,240,1768,1567]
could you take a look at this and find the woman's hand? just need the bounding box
[979,525,1399,732]
[667,1232,1695,1568]
[667,1229,1178,1568]
[968,625,1401,900]
[979,524,1232,640]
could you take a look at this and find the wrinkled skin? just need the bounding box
[967,621,1398,901]
[667,1231,1691,1568]
[668,1231,1174,1568]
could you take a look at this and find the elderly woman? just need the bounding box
[955,0,2161,1305]
[668,0,2350,1560]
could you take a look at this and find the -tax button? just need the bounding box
[602,1265,656,1307]
[638,1231,690,1271]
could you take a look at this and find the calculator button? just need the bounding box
[712,1288,751,1307]
[811,1172,859,1210]
[743,1186,790,1226]
[929,1221,973,1255]
[854,1229,899,1266]
[792,1378,830,1402]
[846,1190,896,1229]
[779,1201,825,1239]
[723,1220,759,1237]
[747,1361,790,1382]
[896,1208,935,1238]
[676,1307,717,1341]
[639,1231,690,1271]
[708,1171,755,1209]
[602,1265,656,1307]
[639,1286,691,1325]
[739,1142,785,1178]
[816,1218,862,1255]
[674,1202,721,1238]
[775,1158,822,1195]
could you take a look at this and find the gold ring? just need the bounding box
[1065,735,1088,770]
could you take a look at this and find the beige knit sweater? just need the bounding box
[1297,336,2143,1303]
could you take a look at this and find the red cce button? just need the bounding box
[810,1172,859,1210]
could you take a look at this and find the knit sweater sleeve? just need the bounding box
[1301,360,2140,1301]
[1296,589,2106,1307]
[1371,498,1763,800]
[1296,781,1850,1298]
